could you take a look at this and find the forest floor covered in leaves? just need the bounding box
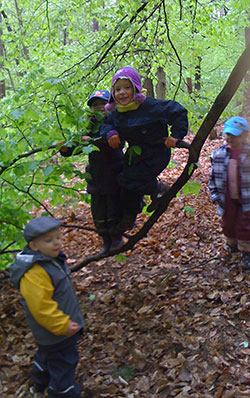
[2,128,250,398]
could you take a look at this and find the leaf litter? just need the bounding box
[1,130,250,397]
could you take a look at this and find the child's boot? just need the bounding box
[226,243,239,253]
[147,182,170,212]
[241,252,250,270]
[113,213,137,234]
[98,234,111,255]
[110,234,124,252]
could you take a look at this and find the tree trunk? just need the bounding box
[92,18,99,32]
[156,67,166,99]
[194,56,201,91]
[143,77,154,97]
[14,0,30,59]
[186,77,192,94]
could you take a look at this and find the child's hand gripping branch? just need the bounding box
[164,136,178,148]
[107,132,121,149]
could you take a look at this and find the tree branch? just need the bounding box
[71,40,250,272]
[0,144,57,176]
[162,0,183,99]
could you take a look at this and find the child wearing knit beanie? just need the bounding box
[100,67,188,234]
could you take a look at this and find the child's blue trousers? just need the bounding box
[31,333,82,398]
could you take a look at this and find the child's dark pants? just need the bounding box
[91,192,121,233]
[31,333,81,398]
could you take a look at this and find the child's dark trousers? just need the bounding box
[31,333,81,398]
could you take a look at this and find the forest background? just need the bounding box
[1,1,250,397]
[0,0,249,269]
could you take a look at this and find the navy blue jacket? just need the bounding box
[61,116,123,195]
[100,98,188,194]
[100,98,188,145]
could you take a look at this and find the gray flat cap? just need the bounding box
[24,216,62,243]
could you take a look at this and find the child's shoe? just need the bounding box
[241,252,250,270]
[226,243,239,253]
[112,214,137,234]
[147,183,170,212]
[98,234,111,255]
[110,235,124,252]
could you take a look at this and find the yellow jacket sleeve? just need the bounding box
[20,264,70,336]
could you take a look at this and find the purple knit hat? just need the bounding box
[106,67,146,111]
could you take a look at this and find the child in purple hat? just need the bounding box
[60,90,124,254]
[209,116,250,269]
[100,66,188,233]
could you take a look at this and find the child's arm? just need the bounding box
[208,154,221,204]
[20,264,79,336]
[107,131,121,149]
[99,113,121,149]
[164,136,178,148]
[161,100,188,143]
[66,321,80,336]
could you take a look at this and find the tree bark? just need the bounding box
[71,41,250,272]
[143,77,154,97]
[14,0,30,59]
[156,67,166,99]
[194,56,201,91]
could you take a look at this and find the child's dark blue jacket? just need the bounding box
[61,116,123,195]
[100,98,188,194]
[101,97,188,144]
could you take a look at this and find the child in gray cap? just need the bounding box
[10,216,84,398]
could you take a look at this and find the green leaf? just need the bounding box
[46,77,62,85]
[10,109,24,120]
[115,254,127,264]
[43,165,54,176]
[184,205,194,215]
[128,145,142,166]
[113,365,136,381]
[188,163,195,175]
[182,181,202,196]
[81,145,95,154]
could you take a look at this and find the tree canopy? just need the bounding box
[0,0,249,268]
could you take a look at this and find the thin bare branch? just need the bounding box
[162,0,183,99]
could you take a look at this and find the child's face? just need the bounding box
[113,79,134,106]
[225,131,248,149]
[29,228,62,258]
[90,98,107,114]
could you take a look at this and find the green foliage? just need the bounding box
[113,365,137,381]
[0,0,248,268]
[127,145,142,166]
[115,254,127,264]
[182,181,202,196]
[184,205,195,215]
